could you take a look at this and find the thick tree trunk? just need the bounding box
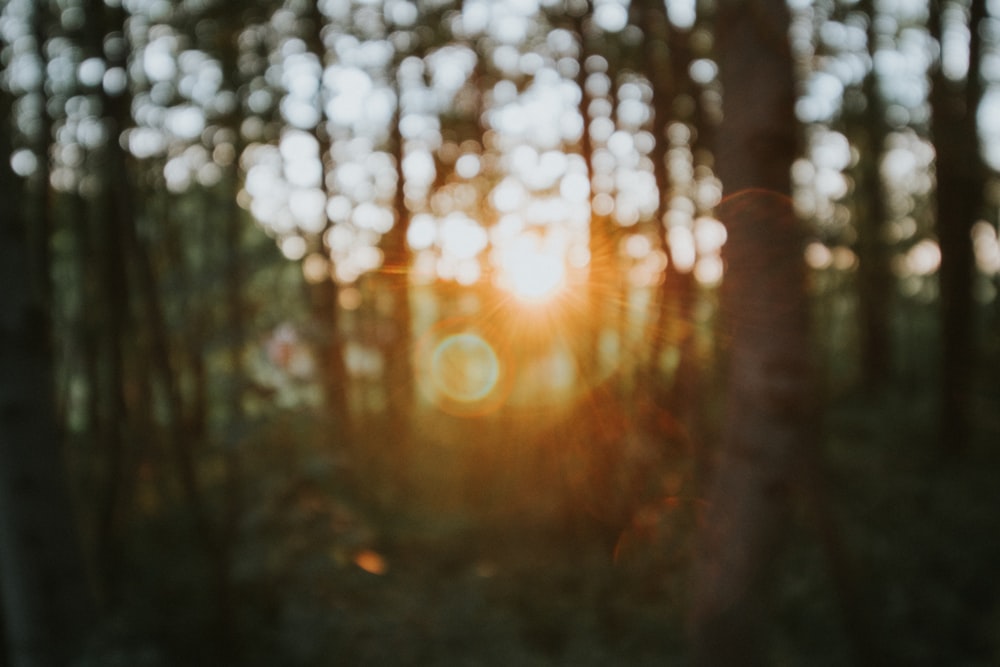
[691,0,812,663]
[691,192,814,665]
[0,67,93,667]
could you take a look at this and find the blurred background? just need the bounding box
[1,0,998,664]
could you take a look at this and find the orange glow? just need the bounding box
[353,549,388,575]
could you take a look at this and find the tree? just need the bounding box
[561,0,619,382]
[689,0,814,662]
[930,0,986,454]
[0,43,93,666]
[854,0,894,389]
[301,0,353,436]
[637,0,701,454]
[77,0,134,603]
[382,12,417,496]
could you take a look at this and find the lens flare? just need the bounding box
[500,248,566,303]
[430,333,501,403]
[414,319,513,416]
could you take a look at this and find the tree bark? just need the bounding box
[572,3,616,382]
[690,0,812,662]
[639,0,701,453]
[382,69,416,495]
[0,55,93,667]
[302,0,353,437]
[854,0,893,389]
[930,0,985,455]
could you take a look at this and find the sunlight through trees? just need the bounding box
[1,0,999,663]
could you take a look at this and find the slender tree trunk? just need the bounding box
[76,0,134,605]
[29,0,54,328]
[641,0,677,378]
[93,162,131,601]
[383,74,416,496]
[690,0,812,662]
[572,3,614,382]
[930,0,985,454]
[214,11,251,652]
[854,0,893,389]
[639,0,702,456]
[303,0,352,437]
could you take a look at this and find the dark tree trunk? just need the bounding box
[383,76,416,495]
[98,2,233,647]
[78,0,135,604]
[29,0,54,332]
[854,0,893,389]
[572,3,616,383]
[213,10,252,653]
[690,0,813,662]
[639,0,675,359]
[639,0,701,452]
[0,50,94,667]
[93,159,131,601]
[930,0,985,455]
[303,0,353,437]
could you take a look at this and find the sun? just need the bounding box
[500,248,567,303]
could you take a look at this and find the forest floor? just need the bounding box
[78,377,1000,666]
[812,384,1000,667]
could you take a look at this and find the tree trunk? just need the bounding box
[930,0,985,455]
[639,0,702,456]
[690,0,812,662]
[0,58,93,667]
[854,0,893,389]
[572,3,615,382]
[302,0,353,438]
[383,73,416,496]
[640,0,677,374]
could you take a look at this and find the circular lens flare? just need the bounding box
[431,333,500,403]
[414,318,513,416]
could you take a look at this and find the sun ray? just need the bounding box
[495,235,568,304]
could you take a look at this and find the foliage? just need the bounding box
[1,0,999,664]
